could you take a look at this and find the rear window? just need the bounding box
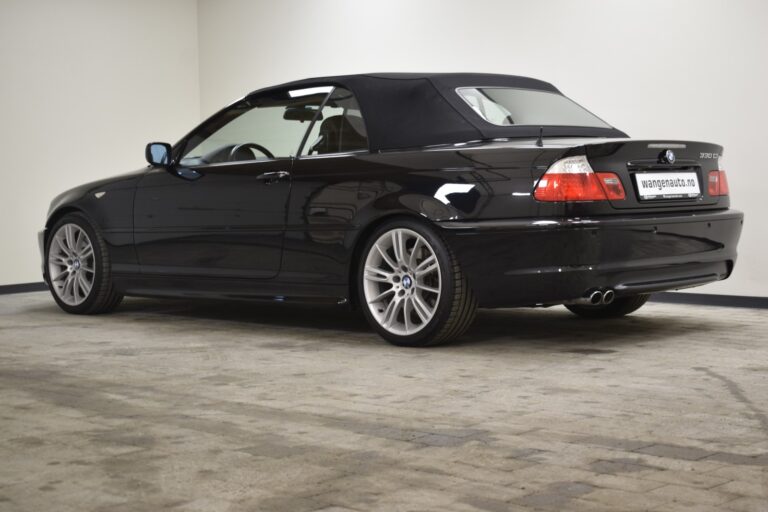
[457,87,611,129]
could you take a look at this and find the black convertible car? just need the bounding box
[40,73,743,346]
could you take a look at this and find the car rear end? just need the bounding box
[439,139,744,308]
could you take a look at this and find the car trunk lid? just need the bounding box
[582,139,724,209]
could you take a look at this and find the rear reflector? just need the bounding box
[534,156,626,202]
[708,170,729,196]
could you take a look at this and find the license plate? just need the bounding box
[635,172,700,200]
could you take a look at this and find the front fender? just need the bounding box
[45,168,146,228]
[43,168,146,272]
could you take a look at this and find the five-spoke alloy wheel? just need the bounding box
[358,218,477,347]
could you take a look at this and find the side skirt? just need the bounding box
[111,273,350,306]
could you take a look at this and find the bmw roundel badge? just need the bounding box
[661,149,676,164]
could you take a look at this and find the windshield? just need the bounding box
[179,88,332,166]
[457,87,612,129]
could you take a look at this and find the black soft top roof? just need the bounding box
[247,73,627,151]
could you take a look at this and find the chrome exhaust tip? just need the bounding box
[564,290,604,306]
[602,289,615,305]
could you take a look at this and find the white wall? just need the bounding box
[198,0,767,297]
[2,0,765,297]
[0,0,199,285]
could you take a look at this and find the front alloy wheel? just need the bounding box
[46,213,123,314]
[358,219,477,346]
[48,223,95,306]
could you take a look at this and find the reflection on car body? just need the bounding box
[40,73,743,346]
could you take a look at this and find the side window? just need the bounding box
[179,86,332,166]
[301,87,368,156]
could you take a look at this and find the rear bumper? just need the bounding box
[438,209,744,308]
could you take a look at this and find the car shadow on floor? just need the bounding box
[115,297,373,332]
[21,295,739,350]
[97,297,737,350]
[455,307,707,348]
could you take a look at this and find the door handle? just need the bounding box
[256,171,290,184]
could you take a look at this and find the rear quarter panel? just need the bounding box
[284,147,540,287]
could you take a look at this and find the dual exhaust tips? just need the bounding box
[566,289,615,306]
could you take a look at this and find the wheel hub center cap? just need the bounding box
[402,275,413,290]
[72,259,81,271]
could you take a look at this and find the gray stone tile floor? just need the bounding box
[0,292,766,511]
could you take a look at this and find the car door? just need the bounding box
[133,86,333,279]
[281,87,373,286]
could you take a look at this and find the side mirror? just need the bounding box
[145,142,172,166]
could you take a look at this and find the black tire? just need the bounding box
[565,294,650,319]
[45,213,123,315]
[357,217,477,347]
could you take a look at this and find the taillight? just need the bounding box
[596,172,626,200]
[708,170,729,196]
[534,156,626,202]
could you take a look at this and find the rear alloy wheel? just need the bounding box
[359,219,477,347]
[565,294,650,319]
[46,213,123,314]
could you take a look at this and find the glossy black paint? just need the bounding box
[41,137,743,308]
[41,76,744,309]
[133,160,291,279]
[441,209,741,307]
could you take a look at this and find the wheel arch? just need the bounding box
[42,207,92,280]
[342,183,467,308]
[46,206,85,229]
[44,206,87,245]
